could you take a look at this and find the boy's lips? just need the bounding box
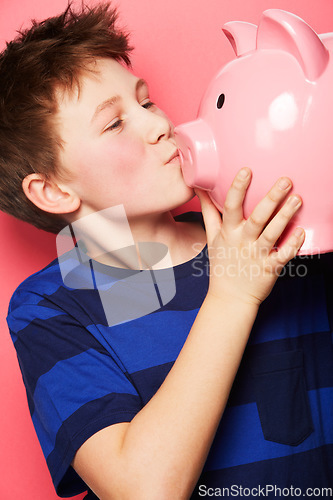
[165,150,180,165]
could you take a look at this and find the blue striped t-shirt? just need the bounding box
[7,213,333,497]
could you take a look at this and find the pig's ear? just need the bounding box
[257,9,329,81]
[222,21,257,56]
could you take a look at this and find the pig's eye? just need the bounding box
[217,94,225,109]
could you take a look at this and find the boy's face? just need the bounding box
[56,58,194,220]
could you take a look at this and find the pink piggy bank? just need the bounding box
[175,9,333,255]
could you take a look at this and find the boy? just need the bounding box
[2,4,332,499]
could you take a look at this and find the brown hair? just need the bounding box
[0,3,132,233]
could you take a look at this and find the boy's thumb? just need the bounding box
[195,189,222,242]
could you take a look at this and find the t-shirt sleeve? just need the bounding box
[7,286,143,498]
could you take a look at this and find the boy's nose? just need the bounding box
[141,108,172,144]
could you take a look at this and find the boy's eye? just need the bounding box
[104,118,123,132]
[141,100,155,109]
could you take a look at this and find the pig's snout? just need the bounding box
[174,119,219,191]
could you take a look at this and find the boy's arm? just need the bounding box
[72,169,304,500]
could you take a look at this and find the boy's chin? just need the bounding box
[170,187,196,210]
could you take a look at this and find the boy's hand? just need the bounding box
[196,168,305,306]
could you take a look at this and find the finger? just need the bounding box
[268,227,305,272]
[222,168,252,229]
[257,194,302,251]
[195,188,222,243]
[243,177,292,241]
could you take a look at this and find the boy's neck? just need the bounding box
[72,209,206,269]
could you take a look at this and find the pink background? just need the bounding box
[0,1,332,498]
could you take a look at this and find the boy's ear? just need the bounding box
[22,173,81,214]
